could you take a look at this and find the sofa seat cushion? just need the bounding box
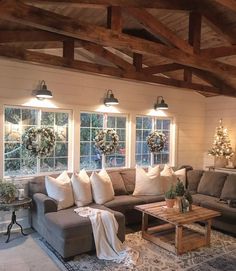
[45,204,124,239]
[104,195,145,212]
[134,195,165,204]
[197,171,228,197]
[192,194,219,206]
[201,200,236,222]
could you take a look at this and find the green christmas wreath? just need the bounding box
[146,130,166,153]
[94,129,119,155]
[23,127,56,157]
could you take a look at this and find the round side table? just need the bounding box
[0,197,32,243]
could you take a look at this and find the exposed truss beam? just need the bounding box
[213,0,236,12]
[1,45,234,96]
[201,46,236,58]
[1,1,236,82]
[142,63,183,74]
[125,8,193,54]
[25,0,196,10]
[80,40,135,71]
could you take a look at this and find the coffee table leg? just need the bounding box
[175,225,183,255]
[205,219,212,246]
[142,213,148,233]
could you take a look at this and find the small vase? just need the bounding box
[165,198,176,208]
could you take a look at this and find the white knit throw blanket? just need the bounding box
[74,207,139,265]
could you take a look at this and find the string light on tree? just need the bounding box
[208,119,234,160]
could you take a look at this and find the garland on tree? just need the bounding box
[146,130,166,153]
[94,129,119,155]
[23,127,56,157]
[208,119,234,159]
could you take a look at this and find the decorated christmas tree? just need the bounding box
[208,119,234,160]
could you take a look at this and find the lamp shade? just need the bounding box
[154,96,168,110]
[104,90,119,106]
[36,81,53,99]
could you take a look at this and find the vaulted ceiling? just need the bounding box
[0,0,236,97]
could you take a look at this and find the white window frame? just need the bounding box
[79,111,129,170]
[135,115,176,167]
[3,105,72,178]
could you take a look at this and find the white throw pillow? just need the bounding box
[161,165,186,192]
[133,165,163,196]
[90,169,115,204]
[45,171,74,210]
[71,169,93,207]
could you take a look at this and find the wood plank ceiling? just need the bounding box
[0,0,236,97]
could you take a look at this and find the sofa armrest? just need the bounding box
[33,193,57,214]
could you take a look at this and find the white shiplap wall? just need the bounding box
[0,57,207,230]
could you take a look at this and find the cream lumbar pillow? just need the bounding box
[71,169,93,207]
[133,165,163,196]
[161,165,186,192]
[90,169,115,204]
[45,171,74,210]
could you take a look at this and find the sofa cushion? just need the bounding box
[104,195,145,212]
[197,171,228,197]
[133,166,163,196]
[200,200,236,222]
[220,174,236,200]
[192,194,219,206]
[186,170,204,192]
[120,169,136,194]
[90,169,115,204]
[45,171,74,210]
[107,170,128,195]
[45,204,125,239]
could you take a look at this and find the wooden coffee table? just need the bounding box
[135,201,221,255]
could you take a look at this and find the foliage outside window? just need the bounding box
[4,106,70,177]
[136,116,172,166]
[80,112,127,170]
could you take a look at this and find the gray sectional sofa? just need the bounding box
[28,168,236,259]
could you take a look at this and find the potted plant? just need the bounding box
[175,179,185,212]
[184,190,193,211]
[0,180,17,204]
[165,185,176,208]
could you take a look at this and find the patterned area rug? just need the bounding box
[38,225,236,271]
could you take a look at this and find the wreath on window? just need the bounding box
[146,130,166,153]
[23,127,56,157]
[94,129,119,155]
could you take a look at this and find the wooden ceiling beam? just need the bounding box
[1,44,233,97]
[24,0,196,10]
[142,63,183,74]
[125,7,193,55]
[80,40,135,71]
[63,39,74,60]
[0,30,66,43]
[133,52,142,72]
[200,46,236,58]
[213,0,236,12]
[107,6,122,32]
[1,1,236,80]
[184,12,202,82]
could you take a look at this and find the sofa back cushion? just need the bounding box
[220,174,236,200]
[107,170,128,195]
[120,168,136,194]
[186,170,204,192]
[197,171,228,197]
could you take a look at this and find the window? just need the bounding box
[80,112,127,170]
[136,116,173,166]
[4,106,70,177]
